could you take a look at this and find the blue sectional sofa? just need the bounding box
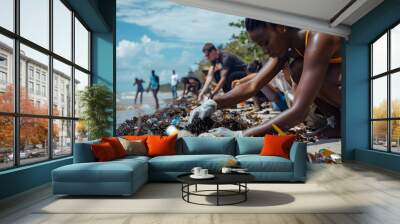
[52,137,307,196]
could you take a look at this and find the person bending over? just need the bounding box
[190,18,342,138]
[181,76,202,98]
[197,43,247,100]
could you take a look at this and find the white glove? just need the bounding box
[208,127,243,137]
[189,99,217,123]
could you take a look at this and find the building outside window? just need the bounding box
[371,23,400,154]
[28,81,34,94]
[0,0,91,170]
[28,67,34,80]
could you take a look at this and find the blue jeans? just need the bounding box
[171,85,177,99]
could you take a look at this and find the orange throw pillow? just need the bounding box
[91,142,117,161]
[101,137,126,158]
[260,135,296,159]
[124,135,148,142]
[146,134,177,157]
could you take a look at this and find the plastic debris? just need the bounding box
[307,148,342,164]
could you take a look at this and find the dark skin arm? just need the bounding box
[214,57,285,108]
[243,33,340,136]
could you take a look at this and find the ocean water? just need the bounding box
[117,91,180,126]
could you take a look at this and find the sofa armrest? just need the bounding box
[289,141,307,181]
[73,140,100,163]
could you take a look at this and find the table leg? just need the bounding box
[195,184,197,192]
[245,183,247,201]
[217,184,219,206]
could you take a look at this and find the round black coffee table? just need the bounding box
[177,173,255,206]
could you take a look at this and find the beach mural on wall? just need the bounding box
[116,0,343,161]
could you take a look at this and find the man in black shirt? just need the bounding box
[198,43,247,100]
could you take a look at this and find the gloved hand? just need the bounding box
[208,127,243,137]
[189,99,218,123]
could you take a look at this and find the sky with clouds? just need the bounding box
[116,0,243,93]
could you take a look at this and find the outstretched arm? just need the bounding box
[243,33,341,136]
[211,68,228,97]
[198,66,214,100]
[214,57,284,108]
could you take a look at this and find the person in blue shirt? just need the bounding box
[147,70,160,109]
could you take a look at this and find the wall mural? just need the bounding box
[116,0,343,163]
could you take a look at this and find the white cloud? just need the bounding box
[117,35,196,86]
[117,0,241,43]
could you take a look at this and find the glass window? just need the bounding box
[0,35,13,113]
[391,72,400,118]
[391,24,400,70]
[0,0,92,169]
[372,121,388,151]
[75,120,88,143]
[53,0,72,60]
[391,120,400,153]
[20,44,49,115]
[74,18,89,70]
[53,119,72,158]
[20,0,49,49]
[372,33,387,76]
[53,59,72,117]
[28,67,34,80]
[371,25,400,153]
[0,116,14,170]
[74,69,89,118]
[19,117,49,165]
[28,81,34,93]
[372,76,387,119]
[0,0,14,31]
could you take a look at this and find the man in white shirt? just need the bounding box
[171,70,179,100]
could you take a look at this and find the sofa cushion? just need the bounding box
[101,137,127,158]
[236,155,293,172]
[149,154,235,172]
[236,137,264,155]
[53,158,147,183]
[178,137,235,155]
[147,135,177,157]
[91,142,118,161]
[260,135,296,159]
[118,137,147,156]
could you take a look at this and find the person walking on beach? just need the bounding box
[133,78,145,104]
[147,70,160,109]
[197,43,247,101]
[171,70,179,100]
[190,18,342,138]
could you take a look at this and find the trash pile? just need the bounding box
[307,148,342,164]
[116,97,321,143]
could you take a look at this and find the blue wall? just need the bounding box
[0,158,72,199]
[343,0,400,171]
[0,0,116,200]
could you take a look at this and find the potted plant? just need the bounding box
[79,84,113,140]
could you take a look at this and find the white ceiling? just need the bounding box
[169,0,384,38]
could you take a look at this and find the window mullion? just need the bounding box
[388,29,391,152]
[71,10,76,155]
[49,0,54,160]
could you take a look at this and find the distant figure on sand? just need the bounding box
[133,78,145,104]
[171,70,179,100]
[147,70,160,109]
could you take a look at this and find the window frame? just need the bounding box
[370,20,400,154]
[0,0,92,171]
